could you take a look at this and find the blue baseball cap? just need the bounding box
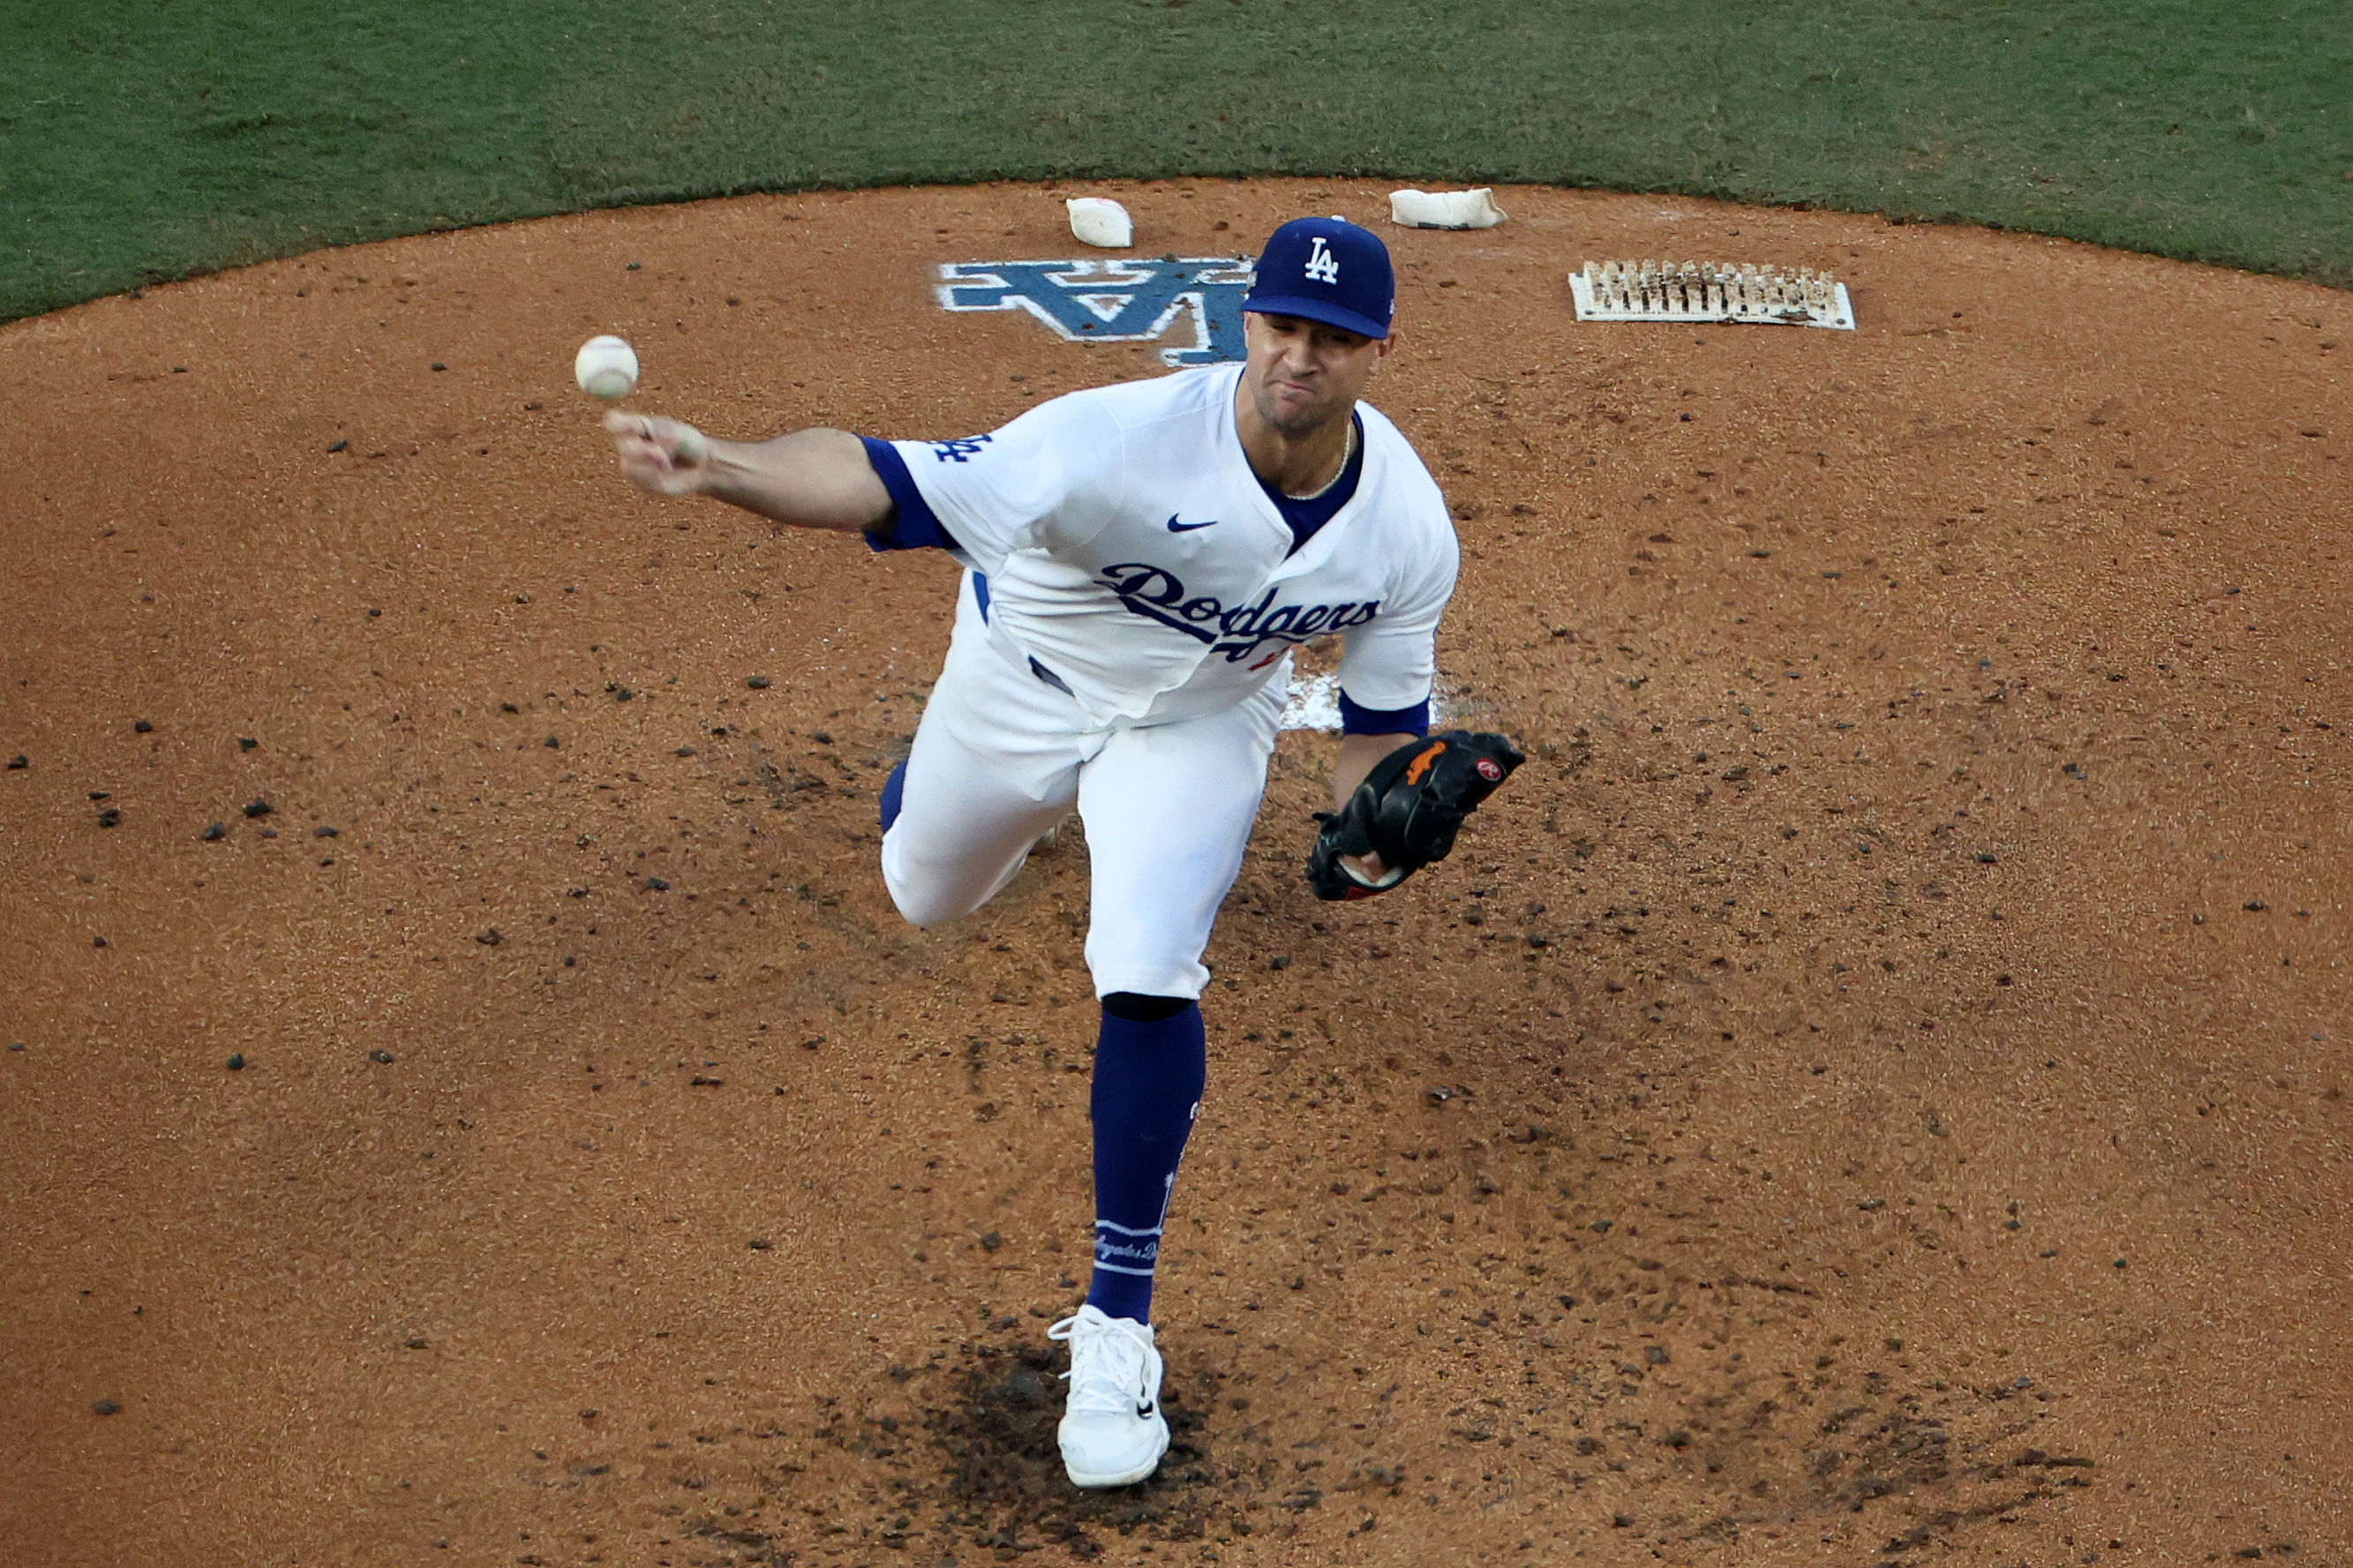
[1242,216,1394,340]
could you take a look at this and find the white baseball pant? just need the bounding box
[881,574,1285,999]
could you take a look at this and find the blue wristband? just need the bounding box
[1338,690,1430,737]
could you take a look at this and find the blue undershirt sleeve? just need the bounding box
[859,437,963,553]
[1338,689,1431,738]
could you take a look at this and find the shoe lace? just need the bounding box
[1048,1311,1161,1414]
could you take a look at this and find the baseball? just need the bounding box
[574,334,639,401]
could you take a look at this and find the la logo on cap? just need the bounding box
[1304,236,1340,285]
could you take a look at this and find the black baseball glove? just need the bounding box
[1306,730,1525,901]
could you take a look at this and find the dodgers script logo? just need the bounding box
[1094,561,1379,664]
[938,258,1253,366]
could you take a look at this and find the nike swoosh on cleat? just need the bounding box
[1165,514,1219,533]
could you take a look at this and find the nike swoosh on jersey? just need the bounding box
[1165,514,1220,533]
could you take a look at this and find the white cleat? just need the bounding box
[1047,1304,1170,1489]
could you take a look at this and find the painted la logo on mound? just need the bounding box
[937,258,1252,365]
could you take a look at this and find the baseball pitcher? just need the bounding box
[603,217,1519,1489]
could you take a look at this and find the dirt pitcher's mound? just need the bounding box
[1,181,2346,1567]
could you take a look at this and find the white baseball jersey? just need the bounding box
[878,364,1457,729]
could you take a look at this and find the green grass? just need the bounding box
[5,0,2349,321]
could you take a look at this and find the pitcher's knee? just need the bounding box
[883,874,981,930]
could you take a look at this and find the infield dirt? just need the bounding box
[2,181,2346,1567]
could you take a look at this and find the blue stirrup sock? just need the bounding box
[1084,995,1207,1324]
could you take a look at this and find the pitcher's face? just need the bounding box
[1240,311,1393,436]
